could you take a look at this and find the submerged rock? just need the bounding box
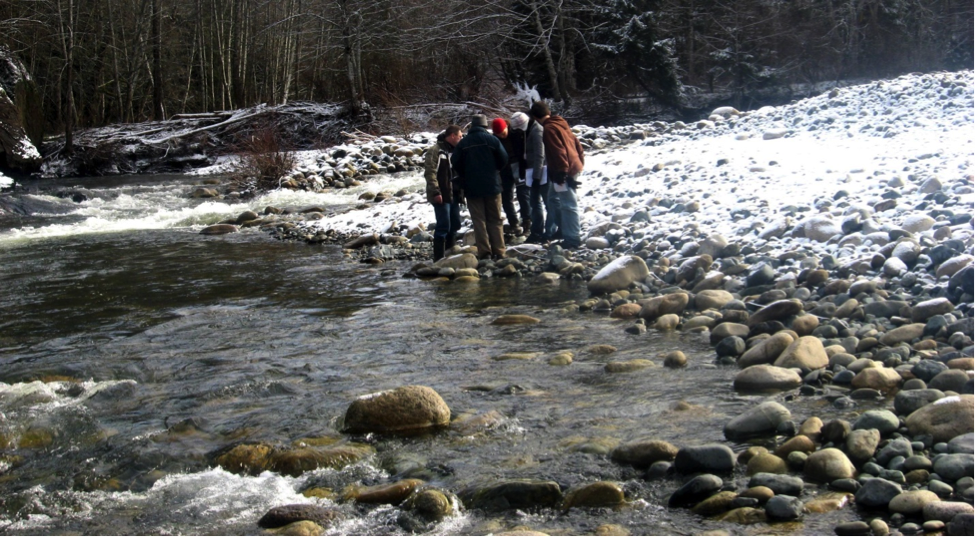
[459,479,562,511]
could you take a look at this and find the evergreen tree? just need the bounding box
[590,0,684,107]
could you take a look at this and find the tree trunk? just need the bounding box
[151,0,164,120]
[530,0,561,102]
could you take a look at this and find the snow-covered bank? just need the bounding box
[302,70,972,246]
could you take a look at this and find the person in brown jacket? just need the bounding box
[530,101,584,249]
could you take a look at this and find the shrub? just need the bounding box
[229,123,296,193]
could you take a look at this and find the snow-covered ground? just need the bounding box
[298,71,972,253]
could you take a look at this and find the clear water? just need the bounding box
[0,174,860,535]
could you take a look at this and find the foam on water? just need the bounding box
[0,469,313,534]
[0,379,137,411]
[0,169,423,245]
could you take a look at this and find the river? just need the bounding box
[0,173,859,535]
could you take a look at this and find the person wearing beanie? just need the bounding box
[524,102,555,243]
[531,101,583,249]
[506,112,532,233]
[451,114,509,259]
[509,112,529,131]
[491,118,529,237]
[423,125,464,261]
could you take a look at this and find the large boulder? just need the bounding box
[0,46,42,172]
[459,479,562,511]
[695,289,735,310]
[674,444,737,474]
[343,385,451,435]
[773,336,829,373]
[800,215,842,242]
[611,439,679,467]
[733,365,802,392]
[724,401,792,441]
[747,299,804,327]
[804,448,856,482]
[638,293,689,321]
[905,395,974,443]
[587,255,650,295]
[738,332,795,368]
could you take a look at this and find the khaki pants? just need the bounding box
[466,195,505,258]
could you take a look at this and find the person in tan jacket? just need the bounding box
[423,125,463,261]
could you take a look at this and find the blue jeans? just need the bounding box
[555,184,580,247]
[545,183,562,239]
[433,202,461,240]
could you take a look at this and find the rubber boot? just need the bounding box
[433,238,445,262]
[444,232,456,250]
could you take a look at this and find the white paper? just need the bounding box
[553,181,568,192]
[525,168,534,187]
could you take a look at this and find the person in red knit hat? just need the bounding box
[491,118,526,236]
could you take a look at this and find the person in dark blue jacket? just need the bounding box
[451,114,509,259]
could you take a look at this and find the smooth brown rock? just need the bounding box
[734,364,802,392]
[343,385,451,435]
[638,293,689,321]
[345,479,424,504]
[851,367,902,394]
[804,448,856,483]
[738,332,795,368]
[611,439,679,467]
[774,435,816,459]
[774,336,828,372]
[562,481,625,509]
[879,323,925,346]
[906,394,975,442]
[748,299,803,327]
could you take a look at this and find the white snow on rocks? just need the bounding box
[302,70,972,252]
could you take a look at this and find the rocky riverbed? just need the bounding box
[179,71,975,535]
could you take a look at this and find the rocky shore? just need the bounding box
[189,71,975,535]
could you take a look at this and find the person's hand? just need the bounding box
[433,194,443,205]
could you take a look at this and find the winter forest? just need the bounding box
[1,0,972,138]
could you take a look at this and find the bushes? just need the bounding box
[229,124,296,193]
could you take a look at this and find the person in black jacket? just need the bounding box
[451,114,508,259]
[423,125,463,261]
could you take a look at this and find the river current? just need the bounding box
[0,173,857,535]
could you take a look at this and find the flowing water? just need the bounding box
[0,174,859,535]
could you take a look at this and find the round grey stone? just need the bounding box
[723,401,792,441]
[765,494,803,521]
[933,453,974,482]
[854,410,900,435]
[748,473,804,496]
[877,438,914,466]
[854,478,903,508]
[674,444,737,474]
[668,474,724,507]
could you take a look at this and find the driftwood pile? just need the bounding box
[41,102,356,178]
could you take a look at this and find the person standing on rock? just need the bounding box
[424,125,463,261]
[532,101,583,249]
[507,112,533,237]
[492,118,528,237]
[518,108,549,244]
[451,114,509,259]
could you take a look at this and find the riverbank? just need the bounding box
[247,70,974,534]
[0,69,972,536]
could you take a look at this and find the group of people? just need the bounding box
[423,102,585,261]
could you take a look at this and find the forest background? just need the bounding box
[1,0,972,150]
